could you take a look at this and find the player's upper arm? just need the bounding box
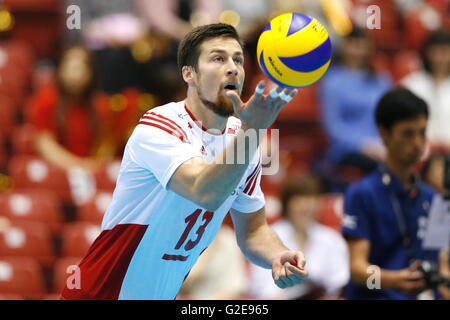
[129,119,205,195]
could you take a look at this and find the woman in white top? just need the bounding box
[401,30,450,151]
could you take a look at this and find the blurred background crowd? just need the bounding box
[0,0,449,300]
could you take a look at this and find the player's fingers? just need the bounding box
[279,89,294,103]
[274,88,298,109]
[281,264,296,287]
[225,90,244,112]
[254,81,266,99]
[268,86,284,103]
[295,251,307,270]
[274,279,287,289]
[288,265,309,278]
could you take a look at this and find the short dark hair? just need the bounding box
[280,174,323,218]
[375,88,429,130]
[177,23,244,75]
[420,29,450,73]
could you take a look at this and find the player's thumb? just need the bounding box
[225,90,243,111]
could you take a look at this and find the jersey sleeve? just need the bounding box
[128,114,202,189]
[342,185,370,240]
[231,151,265,214]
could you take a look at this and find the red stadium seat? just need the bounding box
[0,257,45,299]
[0,189,63,233]
[0,94,17,138]
[52,257,82,294]
[0,219,55,266]
[0,133,6,171]
[1,40,34,75]
[77,191,112,225]
[0,293,24,300]
[11,125,39,156]
[317,194,344,233]
[391,50,421,83]
[94,160,121,191]
[61,222,101,258]
[8,155,72,202]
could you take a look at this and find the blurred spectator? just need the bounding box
[247,174,349,299]
[319,27,391,174]
[27,45,141,172]
[63,0,148,93]
[342,88,439,300]
[178,225,248,300]
[136,0,221,41]
[404,0,450,50]
[349,0,406,53]
[401,30,450,151]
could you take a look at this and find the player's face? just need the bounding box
[381,115,428,166]
[193,37,245,117]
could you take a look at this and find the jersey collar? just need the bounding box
[184,104,227,136]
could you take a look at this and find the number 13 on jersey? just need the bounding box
[162,209,214,261]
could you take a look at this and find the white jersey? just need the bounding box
[61,101,264,300]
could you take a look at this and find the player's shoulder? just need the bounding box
[133,101,190,142]
[141,101,187,124]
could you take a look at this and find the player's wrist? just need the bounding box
[240,119,269,132]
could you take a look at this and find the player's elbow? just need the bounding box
[191,184,225,211]
[196,195,223,211]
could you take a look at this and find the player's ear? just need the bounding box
[182,66,196,86]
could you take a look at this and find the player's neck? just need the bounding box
[385,156,415,189]
[185,92,228,133]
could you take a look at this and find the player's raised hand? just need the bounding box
[225,80,298,130]
[271,250,308,289]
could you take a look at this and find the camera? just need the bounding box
[416,261,450,289]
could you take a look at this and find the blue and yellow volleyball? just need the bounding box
[257,13,332,88]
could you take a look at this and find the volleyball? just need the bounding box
[257,12,332,88]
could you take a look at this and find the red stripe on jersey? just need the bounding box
[245,159,261,184]
[60,224,148,300]
[138,121,186,142]
[244,166,261,195]
[141,115,187,141]
[162,254,189,261]
[247,167,261,196]
[149,112,189,139]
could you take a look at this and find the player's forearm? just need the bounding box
[237,223,288,269]
[193,128,263,210]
